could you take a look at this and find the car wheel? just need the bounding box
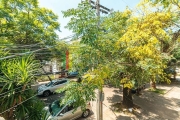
[82,109,90,118]
[43,90,50,97]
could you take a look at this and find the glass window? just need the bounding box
[50,100,63,116]
[59,80,67,84]
[45,81,54,87]
[61,106,68,114]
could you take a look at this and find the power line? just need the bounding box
[0,37,71,60]
[0,87,32,99]
[0,93,38,115]
[0,34,79,60]
[7,52,60,55]
[1,34,75,51]
[89,0,112,14]
[0,83,33,97]
[59,34,76,41]
[0,43,42,48]
[0,47,49,60]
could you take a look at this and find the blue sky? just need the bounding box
[38,0,140,39]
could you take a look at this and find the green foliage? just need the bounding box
[62,0,179,108]
[173,48,180,60]
[147,0,179,8]
[20,98,49,120]
[0,54,42,120]
[62,0,99,46]
[0,0,60,45]
[69,42,104,73]
[0,54,39,85]
[56,81,97,111]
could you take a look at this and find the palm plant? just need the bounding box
[0,54,41,120]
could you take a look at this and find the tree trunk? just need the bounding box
[123,87,133,108]
[8,99,16,120]
[151,81,156,89]
[173,73,176,80]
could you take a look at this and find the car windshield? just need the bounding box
[45,81,54,87]
[49,100,64,116]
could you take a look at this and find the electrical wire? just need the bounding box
[0,34,75,51]
[0,83,33,96]
[0,93,38,115]
[0,87,32,99]
[0,72,65,97]
[0,47,49,60]
[0,43,42,48]
[0,34,78,59]
[0,1,176,115]
[7,52,59,55]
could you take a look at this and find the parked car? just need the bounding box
[67,71,79,78]
[44,99,91,120]
[37,79,69,97]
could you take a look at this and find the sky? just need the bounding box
[38,0,140,39]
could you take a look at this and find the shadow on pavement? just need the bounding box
[116,115,133,120]
[133,90,180,120]
[105,82,180,120]
[107,94,122,104]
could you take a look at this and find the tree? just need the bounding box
[60,0,174,110]
[0,0,63,66]
[62,0,99,46]
[138,0,180,81]
[0,0,60,45]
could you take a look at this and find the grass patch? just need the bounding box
[148,88,166,95]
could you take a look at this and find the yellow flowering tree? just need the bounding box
[58,0,178,109]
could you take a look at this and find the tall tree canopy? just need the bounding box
[0,0,60,45]
[60,0,177,109]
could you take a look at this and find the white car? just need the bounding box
[37,79,69,97]
[44,100,91,120]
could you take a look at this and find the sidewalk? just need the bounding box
[83,81,180,120]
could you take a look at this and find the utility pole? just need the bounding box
[96,1,102,120]
[88,0,112,120]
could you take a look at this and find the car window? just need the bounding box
[45,81,54,87]
[50,100,63,116]
[59,80,67,84]
[61,106,68,114]
[53,82,59,86]
[59,105,74,115]
[53,80,67,86]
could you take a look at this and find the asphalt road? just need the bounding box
[37,93,63,106]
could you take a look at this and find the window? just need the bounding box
[61,106,68,114]
[53,82,59,86]
[59,80,67,84]
[53,80,67,86]
[60,105,74,115]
